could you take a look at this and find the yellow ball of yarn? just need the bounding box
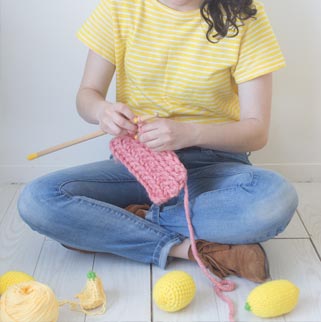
[0,280,59,322]
[245,279,299,318]
[0,271,34,295]
[153,270,196,312]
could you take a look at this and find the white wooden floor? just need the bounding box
[0,183,321,322]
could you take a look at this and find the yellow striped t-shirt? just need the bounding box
[77,0,285,123]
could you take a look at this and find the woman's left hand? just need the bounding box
[138,118,193,151]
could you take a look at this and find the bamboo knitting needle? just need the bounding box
[27,114,158,160]
[133,113,159,124]
[27,130,106,160]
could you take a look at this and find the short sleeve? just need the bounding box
[77,0,115,65]
[232,1,286,84]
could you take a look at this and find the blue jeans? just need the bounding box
[18,147,298,269]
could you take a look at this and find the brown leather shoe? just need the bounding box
[124,204,150,219]
[188,240,270,283]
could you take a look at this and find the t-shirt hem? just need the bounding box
[235,62,286,84]
[76,32,116,66]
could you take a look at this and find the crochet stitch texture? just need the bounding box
[110,135,186,204]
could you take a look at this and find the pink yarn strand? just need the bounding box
[110,135,236,322]
[183,182,236,322]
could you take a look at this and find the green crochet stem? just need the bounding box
[87,271,96,280]
[244,302,251,311]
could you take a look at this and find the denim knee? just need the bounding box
[245,170,299,241]
[17,176,57,232]
[192,169,298,244]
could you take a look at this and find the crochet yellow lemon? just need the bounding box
[245,280,299,318]
[153,270,196,312]
[0,271,34,295]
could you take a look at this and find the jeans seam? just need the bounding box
[71,195,183,266]
[188,166,253,179]
[58,179,139,197]
[184,171,256,202]
[163,174,255,214]
[246,173,258,187]
[61,193,179,239]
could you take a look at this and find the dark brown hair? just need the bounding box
[200,0,257,43]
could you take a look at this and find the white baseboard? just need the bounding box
[1,163,321,184]
[0,165,67,184]
[255,163,321,182]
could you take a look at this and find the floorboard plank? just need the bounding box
[0,185,44,276]
[216,275,286,322]
[0,184,20,224]
[276,212,309,239]
[152,259,220,322]
[294,183,321,258]
[263,239,321,322]
[34,240,95,322]
[87,253,151,322]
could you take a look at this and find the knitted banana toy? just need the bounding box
[245,280,299,318]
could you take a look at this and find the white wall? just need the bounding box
[1,0,321,183]
[255,1,321,181]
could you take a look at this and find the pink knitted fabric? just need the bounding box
[110,135,186,204]
[109,134,236,322]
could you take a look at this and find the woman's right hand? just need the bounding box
[96,101,137,137]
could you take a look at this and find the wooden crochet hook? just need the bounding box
[27,114,158,160]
